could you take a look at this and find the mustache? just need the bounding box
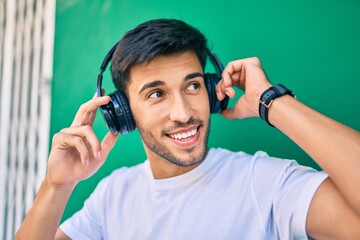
[162,118,204,135]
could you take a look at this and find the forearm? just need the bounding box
[15,179,75,240]
[269,95,360,214]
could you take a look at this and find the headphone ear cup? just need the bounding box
[100,90,136,135]
[204,73,229,113]
[204,73,216,113]
[100,97,120,134]
[112,90,136,134]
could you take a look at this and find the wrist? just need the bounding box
[44,176,77,195]
[258,84,295,126]
[15,177,74,240]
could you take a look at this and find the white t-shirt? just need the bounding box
[60,148,328,240]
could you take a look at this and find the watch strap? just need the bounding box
[258,84,295,127]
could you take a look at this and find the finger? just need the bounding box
[215,79,227,101]
[222,57,261,88]
[60,126,101,160]
[223,57,261,77]
[72,95,111,127]
[224,86,236,98]
[53,132,90,166]
[93,89,106,99]
[215,86,226,101]
[220,96,243,120]
[100,131,119,160]
[215,79,236,100]
[220,105,250,119]
[222,59,245,86]
[78,95,110,115]
[221,94,259,119]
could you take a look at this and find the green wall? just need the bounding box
[53,0,360,222]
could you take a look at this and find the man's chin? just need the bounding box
[164,147,208,167]
[167,157,203,167]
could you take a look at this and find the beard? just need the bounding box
[136,117,210,167]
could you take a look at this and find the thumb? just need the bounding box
[100,131,119,160]
[220,95,254,120]
[220,108,239,120]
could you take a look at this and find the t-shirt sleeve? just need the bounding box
[252,151,328,239]
[59,178,110,239]
[274,162,327,239]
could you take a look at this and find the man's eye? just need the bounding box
[148,91,163,99]
[187,82,200,91]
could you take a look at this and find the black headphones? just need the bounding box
[97,42,229,135]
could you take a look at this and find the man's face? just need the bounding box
[127,51,210,167]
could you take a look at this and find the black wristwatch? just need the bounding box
[258,84,295,127]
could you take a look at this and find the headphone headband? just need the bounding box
[97,42,119,97]
[206,49,224,76]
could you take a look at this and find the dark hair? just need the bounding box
[111,19,209,93]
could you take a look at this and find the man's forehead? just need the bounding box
[128,51,203,88]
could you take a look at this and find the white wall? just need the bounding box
[0,0,55,238]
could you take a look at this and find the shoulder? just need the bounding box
[208,148,325,186]
[208,147,294,172]
[204,148,295,187]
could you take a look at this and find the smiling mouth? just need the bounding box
[168,128,197,140]
[166,126,199,141]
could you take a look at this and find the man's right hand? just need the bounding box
[16,94,119,240]
[46,94,118,188]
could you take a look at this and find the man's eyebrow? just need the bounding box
[138,80,165,94]
[185,72,204,81]
[138,72,204,95]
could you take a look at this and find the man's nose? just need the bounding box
[169,94,191,123]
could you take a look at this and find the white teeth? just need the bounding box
[169,128,197,140]
[187,129,195,137]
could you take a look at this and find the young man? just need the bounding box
[16,19,360,239]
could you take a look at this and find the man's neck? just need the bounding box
[147,156,202,179]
